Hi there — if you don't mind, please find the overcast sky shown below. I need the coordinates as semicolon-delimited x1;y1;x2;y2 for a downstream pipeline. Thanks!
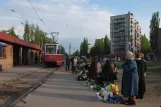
0;0;161;53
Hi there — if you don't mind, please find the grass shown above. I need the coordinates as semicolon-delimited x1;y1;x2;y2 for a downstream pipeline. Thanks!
115;61;161;69
148;68;161;74
146;61;161;67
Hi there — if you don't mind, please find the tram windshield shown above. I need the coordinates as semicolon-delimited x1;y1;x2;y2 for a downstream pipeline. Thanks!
46;45;56;54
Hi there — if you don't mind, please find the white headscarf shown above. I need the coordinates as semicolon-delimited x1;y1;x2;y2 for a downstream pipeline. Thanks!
125;51;135;60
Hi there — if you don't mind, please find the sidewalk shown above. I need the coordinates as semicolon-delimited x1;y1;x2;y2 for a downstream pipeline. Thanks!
0;65;43;83
15;68;160;107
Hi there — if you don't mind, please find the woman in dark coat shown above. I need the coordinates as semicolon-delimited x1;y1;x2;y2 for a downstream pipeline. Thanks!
135;53;146;99
89;57;98;80
121;51;139;105
102;59;117;84
141;53;147;78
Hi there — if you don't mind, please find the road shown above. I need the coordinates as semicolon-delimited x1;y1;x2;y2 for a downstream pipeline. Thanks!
15;68;160;107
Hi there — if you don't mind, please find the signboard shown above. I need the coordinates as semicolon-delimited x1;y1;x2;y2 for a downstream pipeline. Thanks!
46;46;56;48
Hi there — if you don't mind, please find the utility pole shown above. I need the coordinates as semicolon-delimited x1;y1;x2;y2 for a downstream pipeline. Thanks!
69;43;71;56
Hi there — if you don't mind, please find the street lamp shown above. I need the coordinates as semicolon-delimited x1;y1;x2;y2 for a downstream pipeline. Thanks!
69;43;71;56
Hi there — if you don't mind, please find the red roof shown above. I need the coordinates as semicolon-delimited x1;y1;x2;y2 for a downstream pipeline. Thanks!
0;32;41;50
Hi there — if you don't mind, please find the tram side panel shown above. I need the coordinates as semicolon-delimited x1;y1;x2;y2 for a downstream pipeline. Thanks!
43;54;64;66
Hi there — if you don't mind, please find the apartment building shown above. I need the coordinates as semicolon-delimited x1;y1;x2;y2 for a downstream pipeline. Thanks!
110;12;141;59
88;44;93;53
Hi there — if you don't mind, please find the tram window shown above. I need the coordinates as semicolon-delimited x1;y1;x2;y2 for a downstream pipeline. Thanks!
57;46;61;54
46;45;56;54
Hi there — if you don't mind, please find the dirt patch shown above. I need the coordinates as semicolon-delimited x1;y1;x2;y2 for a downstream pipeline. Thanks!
115;71;161;103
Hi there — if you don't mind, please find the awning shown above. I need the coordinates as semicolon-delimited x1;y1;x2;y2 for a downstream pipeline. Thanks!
0;42;7;47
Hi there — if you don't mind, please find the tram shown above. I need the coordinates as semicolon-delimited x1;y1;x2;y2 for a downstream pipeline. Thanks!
43;43;65;66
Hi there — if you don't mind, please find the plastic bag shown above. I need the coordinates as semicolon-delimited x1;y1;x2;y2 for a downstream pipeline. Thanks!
113;85;119;95
105;83;112;92
105;84;119;95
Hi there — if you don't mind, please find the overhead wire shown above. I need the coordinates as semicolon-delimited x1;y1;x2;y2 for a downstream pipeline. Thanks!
26;0;52;32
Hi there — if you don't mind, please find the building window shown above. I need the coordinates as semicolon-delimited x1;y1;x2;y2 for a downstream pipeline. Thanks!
0;47;6;58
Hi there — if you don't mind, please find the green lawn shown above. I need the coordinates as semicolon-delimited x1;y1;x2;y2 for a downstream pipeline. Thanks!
115;61;161;69
148;68;161;74
146;61;161;67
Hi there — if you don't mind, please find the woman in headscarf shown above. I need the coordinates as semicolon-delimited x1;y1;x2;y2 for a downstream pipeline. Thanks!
135;53;146;99
121;51;139;105
102;58;117;84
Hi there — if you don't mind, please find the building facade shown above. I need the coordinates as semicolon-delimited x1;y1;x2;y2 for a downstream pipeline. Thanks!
110;12;141;59
0;32;42;69
88;44;93;53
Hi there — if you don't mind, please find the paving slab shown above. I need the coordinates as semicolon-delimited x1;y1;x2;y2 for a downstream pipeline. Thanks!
15;68;160;107
0;65;43;83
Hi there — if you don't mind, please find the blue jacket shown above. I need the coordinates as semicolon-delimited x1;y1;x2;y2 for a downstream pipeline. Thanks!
121;60;139;97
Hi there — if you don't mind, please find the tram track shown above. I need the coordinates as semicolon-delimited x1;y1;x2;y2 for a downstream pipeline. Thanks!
0;67;59;107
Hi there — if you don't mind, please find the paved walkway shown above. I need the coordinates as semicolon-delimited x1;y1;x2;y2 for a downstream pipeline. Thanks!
0;65;42;83
15;68;160;107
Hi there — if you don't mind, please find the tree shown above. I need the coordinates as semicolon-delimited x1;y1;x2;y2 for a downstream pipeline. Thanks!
29;24;35;43
90;47;97;56
7;27;19;38
141;34;151;55
73;50;80;56
94;38;104;55
149;11;160;55
23;20;30;42
104;35;110;55
23;22;52;48
80;38;88;56
1;30;7;33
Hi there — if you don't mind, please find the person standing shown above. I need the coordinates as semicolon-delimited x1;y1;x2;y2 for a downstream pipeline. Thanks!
141;53;147;77
73;55;78;74
71;57;74;71
102;58;117;84
89;56;98;80
97;55;102;64
135;53;146;99
121;51;139;105
65;56;70;71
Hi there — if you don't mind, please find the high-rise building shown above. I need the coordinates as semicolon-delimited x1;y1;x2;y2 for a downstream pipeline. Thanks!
110;12;141;59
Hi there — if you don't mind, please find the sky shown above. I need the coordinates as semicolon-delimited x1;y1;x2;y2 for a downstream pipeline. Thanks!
0;0;161;53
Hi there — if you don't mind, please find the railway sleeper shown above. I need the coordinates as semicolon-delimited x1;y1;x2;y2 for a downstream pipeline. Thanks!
20;99;27;104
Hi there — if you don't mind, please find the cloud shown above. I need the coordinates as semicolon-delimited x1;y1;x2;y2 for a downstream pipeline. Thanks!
0;0;114;52
4;0;157;52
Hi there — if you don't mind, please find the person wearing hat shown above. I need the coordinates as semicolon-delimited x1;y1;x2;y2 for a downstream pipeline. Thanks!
121;51;139;105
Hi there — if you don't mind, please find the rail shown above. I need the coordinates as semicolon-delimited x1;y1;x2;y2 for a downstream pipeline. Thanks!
0;67;59;107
